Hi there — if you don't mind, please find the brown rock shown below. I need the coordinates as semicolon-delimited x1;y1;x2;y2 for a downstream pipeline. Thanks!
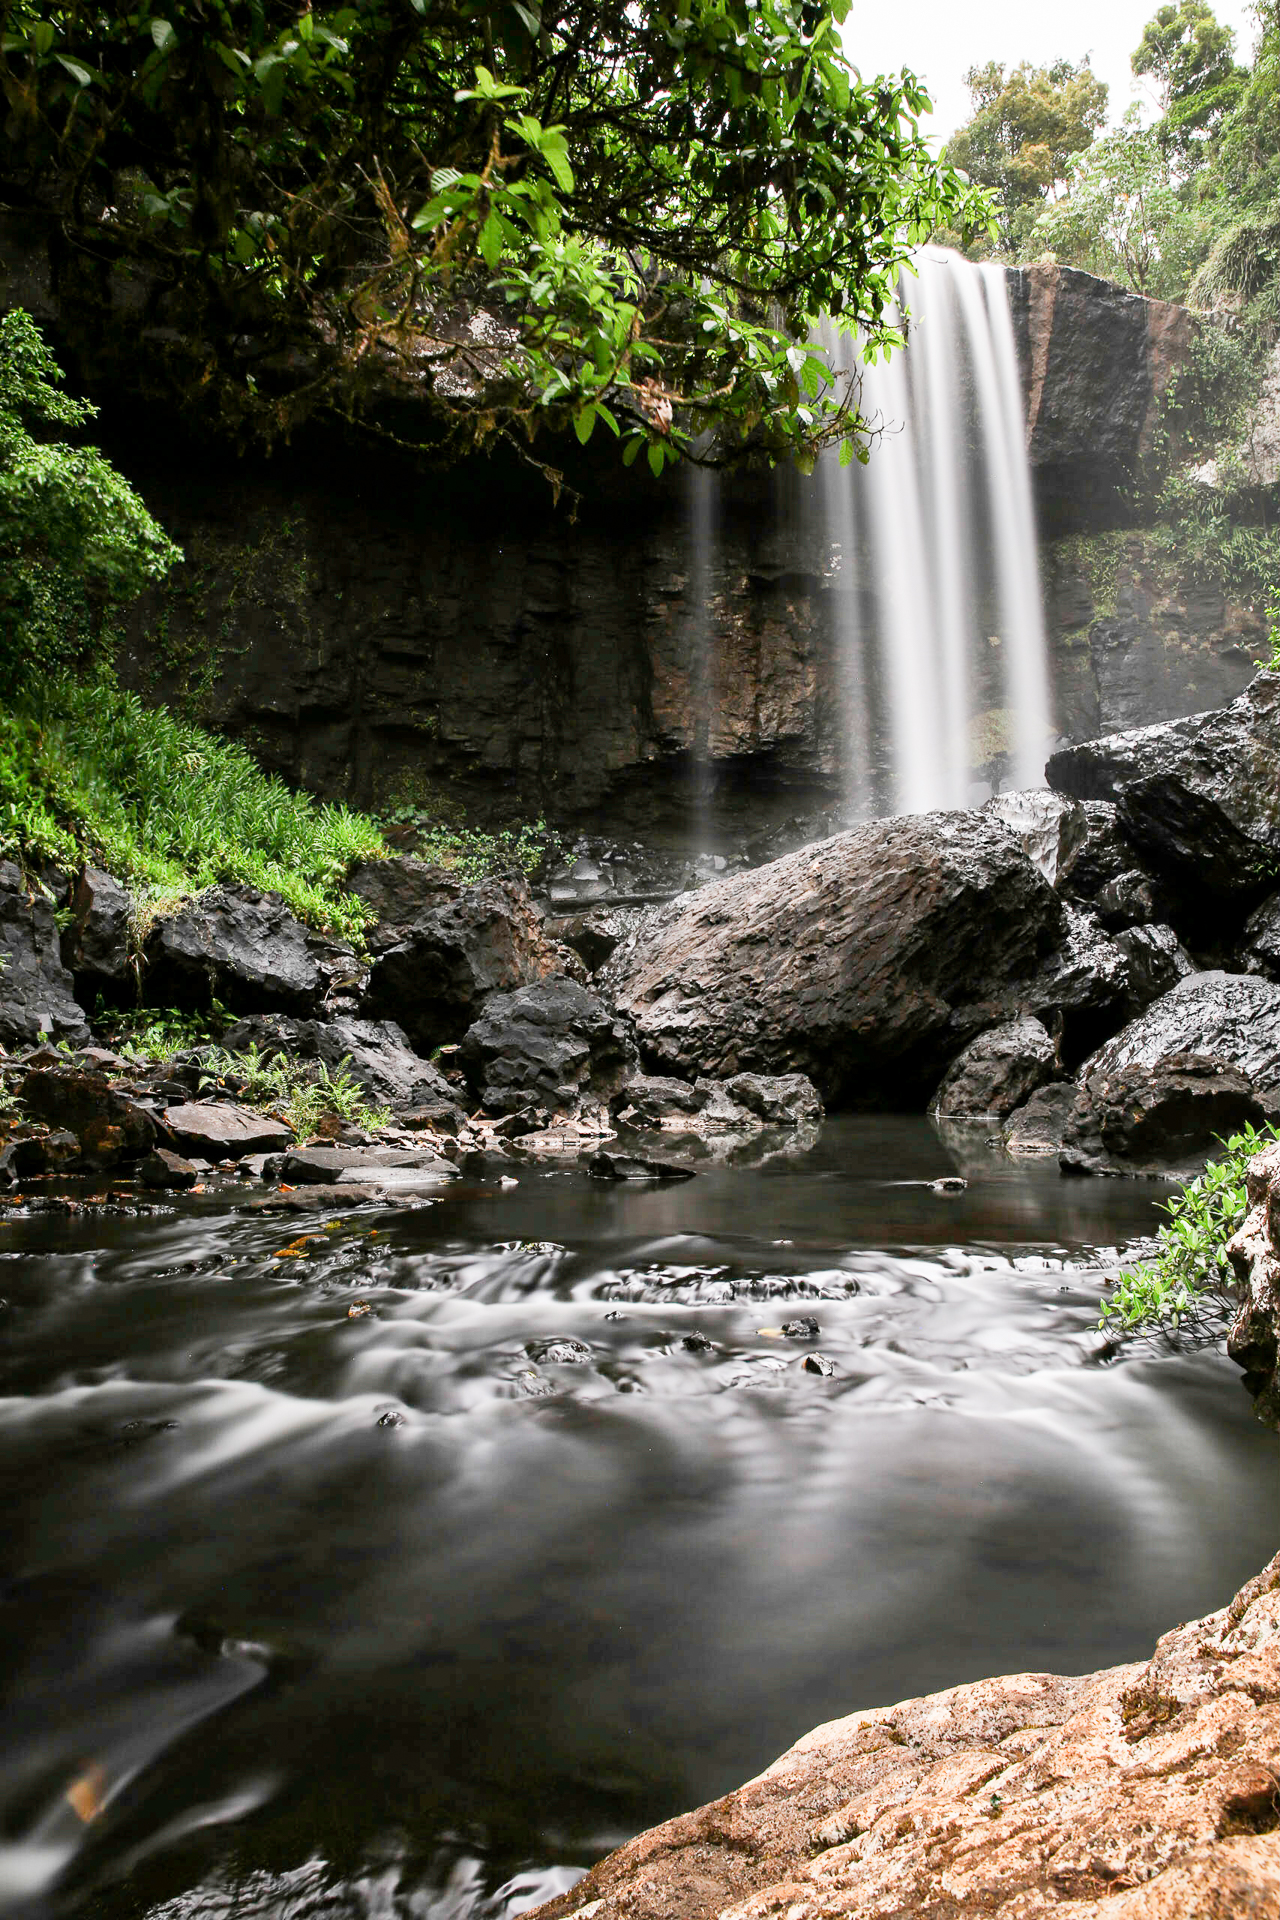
162;1102;293;1159
529;1554;1280;1920
140;1147;200;1189
21;1066;155;1161
1227;1138;1280;1427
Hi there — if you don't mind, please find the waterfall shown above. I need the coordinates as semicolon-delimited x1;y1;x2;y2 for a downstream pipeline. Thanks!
817;248;1052;815
682;249;1053;832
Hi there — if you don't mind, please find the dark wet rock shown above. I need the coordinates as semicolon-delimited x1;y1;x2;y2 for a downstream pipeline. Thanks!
722;1073;823;1129
1082;1053;1268;1165
803;1352;837;1376
65;866;134;995
163;1102;292;1159
146;885;364;1016
0;861;90;1051
588;1149;695;1180
610;812;1066;1106
362;873;560;1053
929;1017;1057;1119
526;1338;593;1365
21;1066;155;1163
780;1316;820;1338
1023;907;1133;1062
140;1147;200;1189
460;977;636;1115
1226;1139;1280;1425
1113;923;1195;1010
552;907;630;973
1046;672;1280;907
613;1070;821;1140
346;857;461;943
1053;798;1132;902
1093;869;1163;931
376;1408;406;1428
220;1012;462;1119
930;1176;967;1193
613;1073;707;1128
1002;1081;1089;1156
681;1331;715;1352
982;790;1075;883
1082;971;1280;1089
1241;892;1280;979
244;1184;376;1212
273;1144;456;1186
0;1128;80;1180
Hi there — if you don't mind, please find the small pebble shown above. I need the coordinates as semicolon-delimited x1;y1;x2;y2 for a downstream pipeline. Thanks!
780;1316;820;1339
681;1332;715;1352
803;1352;837;1377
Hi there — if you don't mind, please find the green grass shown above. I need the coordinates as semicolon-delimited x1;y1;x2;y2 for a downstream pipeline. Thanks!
0;671;386;942
93;1000;231;1064
1100;1122;1278;1331
376;804;557;885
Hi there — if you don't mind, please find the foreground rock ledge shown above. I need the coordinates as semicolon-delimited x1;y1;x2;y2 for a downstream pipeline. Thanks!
530;1555;1280;1920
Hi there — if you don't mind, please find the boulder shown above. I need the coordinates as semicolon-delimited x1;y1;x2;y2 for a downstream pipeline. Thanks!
0;1129;80;1180
1241;891;1280;978
65;866;134;995
272;1144;456;1188
1052;797;1132;902
362;873;560;1053
140;1147;199;1189
1093;869;1163;931
459;976;637;1115
1081;971;1280;1090
146;885;364;1016
1226;1139;1280;1425
1021;907;1133;1062
20;1066;154;1162
0;861;90;1050
721;1073;824;1129
929;1017;1057;1119
553;906;633;973
1081;1053;1268;1165
220;1012;461;1118
526;1549;1280;1920
1113;922;1195;1011
981;790;1074;883
1001;1081;1088;1156
345;857;461;943
1046;672;1280;906
609;812;1066;1106
162;1102;293;1159
613;1074;708;1129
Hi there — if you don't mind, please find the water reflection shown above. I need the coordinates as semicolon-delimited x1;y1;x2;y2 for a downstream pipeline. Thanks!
0;1119;1274;1920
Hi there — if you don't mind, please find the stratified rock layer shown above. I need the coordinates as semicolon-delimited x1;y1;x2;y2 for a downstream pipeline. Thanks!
530;1554;1280;1920
611;813;1065;1105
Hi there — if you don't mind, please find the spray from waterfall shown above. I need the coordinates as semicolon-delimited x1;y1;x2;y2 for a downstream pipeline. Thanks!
684;249;1054;827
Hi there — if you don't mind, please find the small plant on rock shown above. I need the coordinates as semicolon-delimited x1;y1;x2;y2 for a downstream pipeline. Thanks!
1100;1121;1279;1331
196;1046;390;1138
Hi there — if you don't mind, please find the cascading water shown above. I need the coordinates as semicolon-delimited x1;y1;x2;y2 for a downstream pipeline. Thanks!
687;248;1054;824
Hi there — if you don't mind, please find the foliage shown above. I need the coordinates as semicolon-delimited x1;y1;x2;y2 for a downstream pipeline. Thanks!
94;999;230;1064
377;804;557;883
944;58;1109;256
1260;585;1280;665
0;672;385;941
196;1044;392;1138
0;1;989;486
1100;1121;1277;1329
1132;0;1247;159
0;310;181;697
1032;110;1207;297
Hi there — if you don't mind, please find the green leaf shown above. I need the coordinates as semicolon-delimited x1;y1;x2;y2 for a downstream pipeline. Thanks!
622;436;642;467
838;436;855;468
55;54;94;85
149;18;177;53
542;145;574;193
478;211;503;267
647;441;664;477
574;404;596;444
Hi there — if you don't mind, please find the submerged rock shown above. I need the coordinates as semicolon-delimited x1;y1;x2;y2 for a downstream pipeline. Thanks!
527;1550;1280;1920
588;1149;695;1181
146;885;364;1016
461;976;636;1115
610;812;1065;1105
929;1017;1057;1118
0;862;90;1051
1046;671;1280;906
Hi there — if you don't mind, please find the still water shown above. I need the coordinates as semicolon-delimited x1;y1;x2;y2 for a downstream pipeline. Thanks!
2;1119;1276;1920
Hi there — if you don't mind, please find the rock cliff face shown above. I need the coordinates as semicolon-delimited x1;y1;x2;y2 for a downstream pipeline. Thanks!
529;1552;1280;1920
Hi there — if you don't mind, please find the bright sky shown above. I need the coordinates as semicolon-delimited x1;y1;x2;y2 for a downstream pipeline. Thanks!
840;0;1263;141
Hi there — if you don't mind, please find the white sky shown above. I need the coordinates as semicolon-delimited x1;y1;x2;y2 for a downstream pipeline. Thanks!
840;0;1263;142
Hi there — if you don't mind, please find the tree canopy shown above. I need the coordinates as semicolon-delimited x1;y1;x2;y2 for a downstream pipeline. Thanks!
944;58;1109;255
0;1;986;485
1132;0;1246;158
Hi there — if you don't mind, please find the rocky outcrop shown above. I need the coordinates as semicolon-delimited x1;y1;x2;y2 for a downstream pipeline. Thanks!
531;1553;1280;1920
1081;972;1280;1090
610;813;1067;1104
1227;1139;1280;1426
929;1017;1057;1119
614;1071;823;1140
145;885;364;1016
459;977;637;1115
65;866;134;997
1046;673;1280;912
361;871;561;1054
220;1012;461;1119
0;862;90;1050
19;1065;155;1168
1073;1054;1268;1169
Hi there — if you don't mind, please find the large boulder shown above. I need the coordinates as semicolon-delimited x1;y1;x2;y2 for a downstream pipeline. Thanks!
1078;1053;1268;1166
65;866;134;997
609;813;1067;1106
1046;673;1280;907
0;862;89;1050
1113;923;1194;1009
20;1065;154;1165
930;1017;1057;1118
1081;971;1280;1090
459;977;636;1115
220;1012;460;1117
346;856;461;940
1020;907;1134;1061
361;871;560;1053
145;885;364;1016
